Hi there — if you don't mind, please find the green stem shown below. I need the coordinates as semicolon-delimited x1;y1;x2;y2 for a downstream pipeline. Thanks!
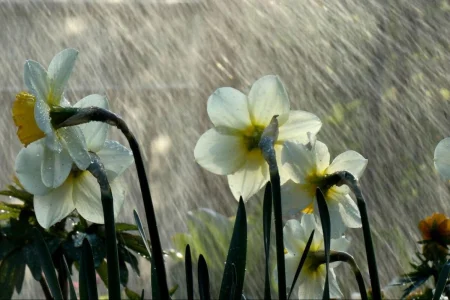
52;107;170;299
39;276;53;300
87;154;121;299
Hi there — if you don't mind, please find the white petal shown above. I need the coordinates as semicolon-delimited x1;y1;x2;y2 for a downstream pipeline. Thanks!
284;252;301;292
315;141;330;174
41;145;72;188
24;60;48;103
47;48;78;105
34;178;75;229
74;94;110;152
15;141;51;196
282;141;316;183
298;269;326;299
278;111;322;143
329;269;344;299
227;150;269;200
34;99;53;135
335;193;361;228
326;200;348;239
275;144;290;185
326;150;368;179
330;236;351;253
283;219;306;255
58;126;91;170
43;130;63;152
248;75;290;126
194;128;247;175
72;172;126;223
207;87;252;131
435;138;450;180
96;141;134;181
301;213;320;241
281;180;314;217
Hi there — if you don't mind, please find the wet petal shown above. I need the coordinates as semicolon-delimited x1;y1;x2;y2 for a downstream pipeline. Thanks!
194;128;247;175
326;150;368;179
326;200;348;238
329;269;344;299
278;111;322;143
47;48;78;105
207;87;252;131
248;75;290;126
283;219;307;254
281;180;314;217
435;138;450;180
275;144;290;185
72;172;125;223
58;126;91;170
24;60;48;103
34;178;75;229
227;150;269;200
74;94;109;152
41;145;72;188
315;141;330;174
96;141;134;181
15;141;51;196
34;99;53;135
336;193;361;228
282;141;316;183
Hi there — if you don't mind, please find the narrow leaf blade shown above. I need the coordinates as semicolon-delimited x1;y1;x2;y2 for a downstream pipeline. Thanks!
263;182;272;300
434;261;450;300
185;245;194;300
316;188;330;300
79;239;98;300
198;255;210;300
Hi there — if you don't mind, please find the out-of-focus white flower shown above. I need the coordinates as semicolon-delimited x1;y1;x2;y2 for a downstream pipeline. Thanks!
434;137;450;181
14;48;91;189
15;95;134;229
281;138;367;237
194;75;322;200
275;214;350;299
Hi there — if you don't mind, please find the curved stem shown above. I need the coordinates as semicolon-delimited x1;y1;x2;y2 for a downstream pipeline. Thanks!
52;107;169;299
87;154;121;299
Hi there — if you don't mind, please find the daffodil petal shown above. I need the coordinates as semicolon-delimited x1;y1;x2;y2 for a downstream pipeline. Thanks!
329;269;343;299
47;48;78;105
43;130;63;152
15;141;51;196
24;60;48;103
282;141;316;183
227;150;269;200
248;75;290;126
41;145;72;188
283;219;307;255
326;200;347;238
281;180;314;217
284;252;301;292
298;270;326;299
435;137;450;180
96;140;134;181
34;178;75;229
34;99;53;135
74;94;109;152
207;87;252;131
278;111;322;143
338;194;361;228
72;172;125;224
315;141;330;174
326;150;368;178
194;128;247;175
58;127;91;170
275;144;290;185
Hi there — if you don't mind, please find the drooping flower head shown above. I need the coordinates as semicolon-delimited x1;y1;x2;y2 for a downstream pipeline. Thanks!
194;75;322;200
275;214;350;299
15;95;134;228
13;48;91;189
281;138;367;238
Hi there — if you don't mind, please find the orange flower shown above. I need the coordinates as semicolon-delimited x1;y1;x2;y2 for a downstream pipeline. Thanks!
418;213;450;245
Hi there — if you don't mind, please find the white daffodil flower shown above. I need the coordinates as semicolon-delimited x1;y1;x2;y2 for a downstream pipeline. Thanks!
15;95;134;229
281;138;367;238
276;214;350;299
434;137;450;180
194;75;322;200
13;48;91;189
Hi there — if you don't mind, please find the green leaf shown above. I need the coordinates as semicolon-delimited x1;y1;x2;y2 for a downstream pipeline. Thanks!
0;185;33;204
263;182;272;300
198;255;210;300
133;211;152;258
433;261;450;300
116;223;138;232
0;238;17;261
169;284;179;296
61;255;77;300
119;232;150;258
119;257;129;286
185;245;194;300
96;260;109;288
32;227;63;299
119;245;140;276
219;198;247;300
79;239;98;300
288;230;314;300
316;188;330;300
23;243;42;281
0;251;26;299
125;287;141;300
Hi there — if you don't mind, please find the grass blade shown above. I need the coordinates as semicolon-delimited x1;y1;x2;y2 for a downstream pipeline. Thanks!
61;254;77;300
316;188;330;300
79;239;98;300
263;182;272;300
434;261;450;300
288;229;315;300
133;210;152;257
219;198;247;300
185;245;194;300
32;228;63;300
198;255;210;300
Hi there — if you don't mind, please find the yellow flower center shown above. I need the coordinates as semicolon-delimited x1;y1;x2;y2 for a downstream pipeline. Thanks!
12;92;45;146
300;169;340;214
243;125;266;151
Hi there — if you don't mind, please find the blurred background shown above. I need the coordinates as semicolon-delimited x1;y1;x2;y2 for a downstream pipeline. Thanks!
1;0;450;298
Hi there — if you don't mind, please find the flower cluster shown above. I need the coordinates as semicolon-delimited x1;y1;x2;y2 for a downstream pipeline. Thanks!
194;75;368;298
12;49;134;228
